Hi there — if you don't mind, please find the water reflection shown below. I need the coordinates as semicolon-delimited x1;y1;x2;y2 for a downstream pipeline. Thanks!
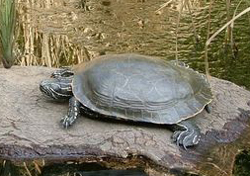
0;161;148;176
16;0;250;89
67;170;147;176
41;163;147;176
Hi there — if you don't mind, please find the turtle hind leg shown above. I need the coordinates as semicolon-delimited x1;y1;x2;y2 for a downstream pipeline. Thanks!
171;120;201;149
61;97;81;128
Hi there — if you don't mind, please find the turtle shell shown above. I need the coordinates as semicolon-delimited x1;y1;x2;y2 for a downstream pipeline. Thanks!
72;54;213;124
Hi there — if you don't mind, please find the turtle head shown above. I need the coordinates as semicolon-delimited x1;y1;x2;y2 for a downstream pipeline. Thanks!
40;77;73;101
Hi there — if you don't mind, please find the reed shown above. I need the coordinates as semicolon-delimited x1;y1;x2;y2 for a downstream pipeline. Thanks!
0;0;16;68
13;0;250;69
205;6;250;80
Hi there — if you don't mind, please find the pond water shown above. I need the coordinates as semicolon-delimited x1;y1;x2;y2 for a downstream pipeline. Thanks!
0;161;148;176
2;0;250;175
16;0;250;88
41;163;147;176
17;0;250;88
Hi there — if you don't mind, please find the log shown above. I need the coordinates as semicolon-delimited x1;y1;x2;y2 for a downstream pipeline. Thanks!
0;66;250;176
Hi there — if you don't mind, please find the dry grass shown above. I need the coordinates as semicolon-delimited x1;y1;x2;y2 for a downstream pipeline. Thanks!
15;0;90;68
8;0;250;69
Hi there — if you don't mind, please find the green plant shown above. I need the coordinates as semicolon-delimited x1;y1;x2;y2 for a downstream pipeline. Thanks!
0;0;16;68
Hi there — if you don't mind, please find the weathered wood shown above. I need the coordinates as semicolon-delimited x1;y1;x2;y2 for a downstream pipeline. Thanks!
0;66;250;176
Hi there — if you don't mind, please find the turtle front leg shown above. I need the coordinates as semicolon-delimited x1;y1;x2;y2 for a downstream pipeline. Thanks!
172;120;201;149
61;97;81;128
51;68;74;78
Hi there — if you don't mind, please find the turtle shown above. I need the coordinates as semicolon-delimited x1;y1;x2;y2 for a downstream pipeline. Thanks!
39;53;213;149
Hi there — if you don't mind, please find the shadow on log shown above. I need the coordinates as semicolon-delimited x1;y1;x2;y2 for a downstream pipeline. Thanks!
0;66;250;176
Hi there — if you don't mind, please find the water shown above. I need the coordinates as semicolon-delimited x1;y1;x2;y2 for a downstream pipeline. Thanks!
16;0;250;88
0;161;148;176
40;163;147;176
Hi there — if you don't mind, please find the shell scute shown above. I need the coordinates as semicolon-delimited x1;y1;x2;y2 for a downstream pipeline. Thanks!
72;54;213;124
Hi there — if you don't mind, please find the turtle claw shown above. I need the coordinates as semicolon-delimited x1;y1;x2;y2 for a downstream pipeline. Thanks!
172;129;188;149
172;121;201;149
172;129;200;149
61;115;75;128
172;131;182;142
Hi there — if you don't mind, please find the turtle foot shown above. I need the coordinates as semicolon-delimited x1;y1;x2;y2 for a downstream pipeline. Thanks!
172;121;201;149
61;97;81;129
60;115;76;128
